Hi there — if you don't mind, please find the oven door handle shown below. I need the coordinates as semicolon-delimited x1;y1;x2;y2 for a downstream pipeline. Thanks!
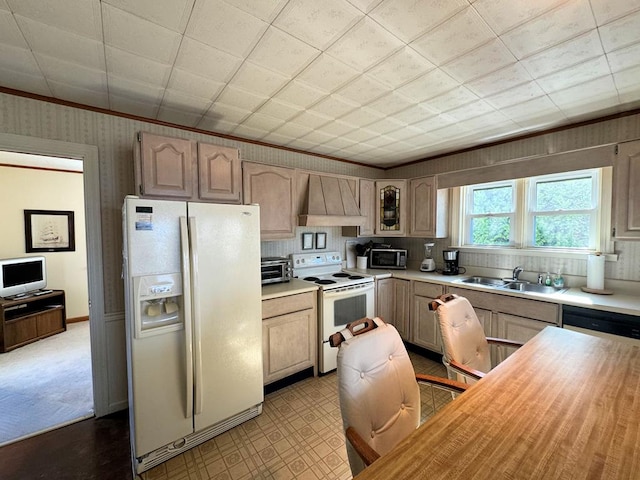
322;282;374;298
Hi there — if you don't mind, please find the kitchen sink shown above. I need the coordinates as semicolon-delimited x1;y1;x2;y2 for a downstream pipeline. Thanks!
500;282;565;294
455;276;513;287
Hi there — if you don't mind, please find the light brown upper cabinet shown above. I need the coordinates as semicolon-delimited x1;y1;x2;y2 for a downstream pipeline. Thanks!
613;140;640;239
408;176;449;238
135;132;242;204
243;162;296;240
342;178;375;237
374;180;407;236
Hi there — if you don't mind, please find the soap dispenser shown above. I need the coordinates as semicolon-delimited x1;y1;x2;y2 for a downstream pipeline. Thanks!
544;272;552;286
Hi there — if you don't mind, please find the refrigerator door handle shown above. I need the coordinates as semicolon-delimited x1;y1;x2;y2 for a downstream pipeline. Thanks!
189;216;204;415
180;216;194;419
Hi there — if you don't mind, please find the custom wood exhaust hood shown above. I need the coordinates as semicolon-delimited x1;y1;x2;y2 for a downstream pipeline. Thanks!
298;174;366;227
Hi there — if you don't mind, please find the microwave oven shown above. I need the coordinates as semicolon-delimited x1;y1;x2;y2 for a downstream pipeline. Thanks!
260;257;292;285
369;248;407;269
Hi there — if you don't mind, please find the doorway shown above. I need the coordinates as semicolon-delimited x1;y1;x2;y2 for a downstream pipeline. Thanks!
0;133;107;444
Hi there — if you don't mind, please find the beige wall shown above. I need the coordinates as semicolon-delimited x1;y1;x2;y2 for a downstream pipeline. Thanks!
0;163;89;319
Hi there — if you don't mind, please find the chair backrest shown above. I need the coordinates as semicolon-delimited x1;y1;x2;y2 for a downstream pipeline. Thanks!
434;294;492;379
337;319;420;477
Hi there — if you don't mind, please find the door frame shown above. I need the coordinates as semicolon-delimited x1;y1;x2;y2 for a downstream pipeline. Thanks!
0;132;108;416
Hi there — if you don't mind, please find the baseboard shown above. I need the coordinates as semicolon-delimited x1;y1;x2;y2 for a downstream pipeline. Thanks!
67;316;89;324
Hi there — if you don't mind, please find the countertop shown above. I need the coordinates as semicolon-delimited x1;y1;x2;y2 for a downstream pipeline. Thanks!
348;267;640;317
261;278;318;300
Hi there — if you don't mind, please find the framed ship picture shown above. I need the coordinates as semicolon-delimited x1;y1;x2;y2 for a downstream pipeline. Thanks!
24;210;75;252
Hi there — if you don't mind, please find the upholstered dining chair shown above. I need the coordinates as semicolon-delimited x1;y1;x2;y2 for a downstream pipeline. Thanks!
429;293;524;384
330;317;468;477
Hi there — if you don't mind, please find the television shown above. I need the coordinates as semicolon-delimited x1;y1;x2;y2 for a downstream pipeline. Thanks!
0;256;47;298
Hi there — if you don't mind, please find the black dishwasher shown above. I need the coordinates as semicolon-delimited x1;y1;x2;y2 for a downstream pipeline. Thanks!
562;305;640;340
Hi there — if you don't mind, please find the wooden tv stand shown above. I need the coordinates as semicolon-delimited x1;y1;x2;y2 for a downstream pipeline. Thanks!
0;290;66;353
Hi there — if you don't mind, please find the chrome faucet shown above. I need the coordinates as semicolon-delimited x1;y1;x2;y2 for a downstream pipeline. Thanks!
512;266;524;280
537;273;544;284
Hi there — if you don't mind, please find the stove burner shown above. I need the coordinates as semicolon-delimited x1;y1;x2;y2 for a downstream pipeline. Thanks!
333;273;350;278
349;275;364;280
304;276;320;282
316;279;337;285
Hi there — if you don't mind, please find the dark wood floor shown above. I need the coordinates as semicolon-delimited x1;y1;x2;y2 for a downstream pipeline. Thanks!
0;410;132;480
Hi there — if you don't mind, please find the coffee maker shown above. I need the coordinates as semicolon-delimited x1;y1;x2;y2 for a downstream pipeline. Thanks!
442;249;460;275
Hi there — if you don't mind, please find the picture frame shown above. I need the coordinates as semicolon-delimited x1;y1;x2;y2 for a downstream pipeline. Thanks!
24;209;75;252
315;232;327;249
301;232;314;250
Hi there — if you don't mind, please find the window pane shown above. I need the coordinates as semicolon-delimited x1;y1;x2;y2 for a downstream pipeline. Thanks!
536;177;592;211
471;217;511;245
472;186;512;214
534;214;590;247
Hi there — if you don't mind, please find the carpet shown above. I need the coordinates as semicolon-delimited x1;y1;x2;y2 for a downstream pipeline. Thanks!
0;322;94;446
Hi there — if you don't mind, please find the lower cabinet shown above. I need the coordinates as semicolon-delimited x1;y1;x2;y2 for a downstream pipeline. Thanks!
410;281;444;352
261;291;317;385
376;278;409;340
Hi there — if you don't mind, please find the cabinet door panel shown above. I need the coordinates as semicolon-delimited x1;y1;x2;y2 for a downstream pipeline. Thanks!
614;140;640;239
36;308;65;336
495;313;548;363
5;317;37;347
198;143;241;203
375;180;406;236
412;295;441;352
139;133;194;199
393;279;410;339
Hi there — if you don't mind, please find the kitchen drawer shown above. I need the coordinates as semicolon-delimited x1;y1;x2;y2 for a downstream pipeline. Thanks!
262;291;315;319
413;281;443;298
448;287;559;324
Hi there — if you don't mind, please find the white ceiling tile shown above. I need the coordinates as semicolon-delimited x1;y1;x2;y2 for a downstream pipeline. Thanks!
207;102;251;123
109;94;160;118
364;116;406;135
101;0;195;32
606;42;640;72
397;68;459;102
501;95;563;121
256;98;302;121
347;0;384;14
363;134;396;148
216;85;268;111
442;38;516;83
297;54;359;92
367;46;435;88
556;95;621;119
0;43;41;75
248;27;320;77
35;53;107;92
0;10;27;47
599;9;640;52
261;131;297;145
271;121;312;139
365;92;416;116
457;111;513;131
186;0;267;57
512;109;567;130
410;114;457;132
161;89;212;113
466;62;533;97
343;127;377;143
317;120;358;137
102;3;181;64
287;137;322;150
536;56;612;94
590;0;640;25
49;80;109;108
520;30;604;78
16;16;106;70
426;123;471;140
239;112;285;132
411;7;495;65
549;75;619;109
0;0;9;10
105;46;171;86
473;0;565;35
335;74;390;106
386;125;423;143
613;64;640;92
370;0;467;43
273;0;362;50
326;17;403;71
486;81;545;109
108;74;164;103
445;99;495;121
225;0;289;22
392;104;437;125
7;0;102;40
274;79;327;108
321;136;358;151
339;107;385;126
167;68;224;100
424;86;478;113
501;0;596;58
157;106;203;127
298;129;336;145
174;38;242;83
289;110;332;129
197;116;238;134
310;95;358;118
228;62;289;97
0;66;50;96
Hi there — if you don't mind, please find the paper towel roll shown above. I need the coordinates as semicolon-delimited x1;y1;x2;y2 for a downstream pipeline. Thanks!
587;253;605;290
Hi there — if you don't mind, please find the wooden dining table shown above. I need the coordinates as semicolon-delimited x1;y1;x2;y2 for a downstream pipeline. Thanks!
354;326;640;479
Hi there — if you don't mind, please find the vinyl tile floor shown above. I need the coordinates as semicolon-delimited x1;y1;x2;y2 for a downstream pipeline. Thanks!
141;350;452;480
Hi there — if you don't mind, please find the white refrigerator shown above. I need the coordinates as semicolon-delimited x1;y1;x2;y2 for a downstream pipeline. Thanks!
122;196;263;474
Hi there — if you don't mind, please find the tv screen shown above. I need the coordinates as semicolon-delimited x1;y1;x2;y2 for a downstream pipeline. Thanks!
0;256;47;298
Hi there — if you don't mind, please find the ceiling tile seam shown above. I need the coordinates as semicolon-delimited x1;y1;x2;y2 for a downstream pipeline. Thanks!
475;0;574;38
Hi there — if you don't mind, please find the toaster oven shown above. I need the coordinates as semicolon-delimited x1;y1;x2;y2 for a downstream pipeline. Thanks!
260;257;292;285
